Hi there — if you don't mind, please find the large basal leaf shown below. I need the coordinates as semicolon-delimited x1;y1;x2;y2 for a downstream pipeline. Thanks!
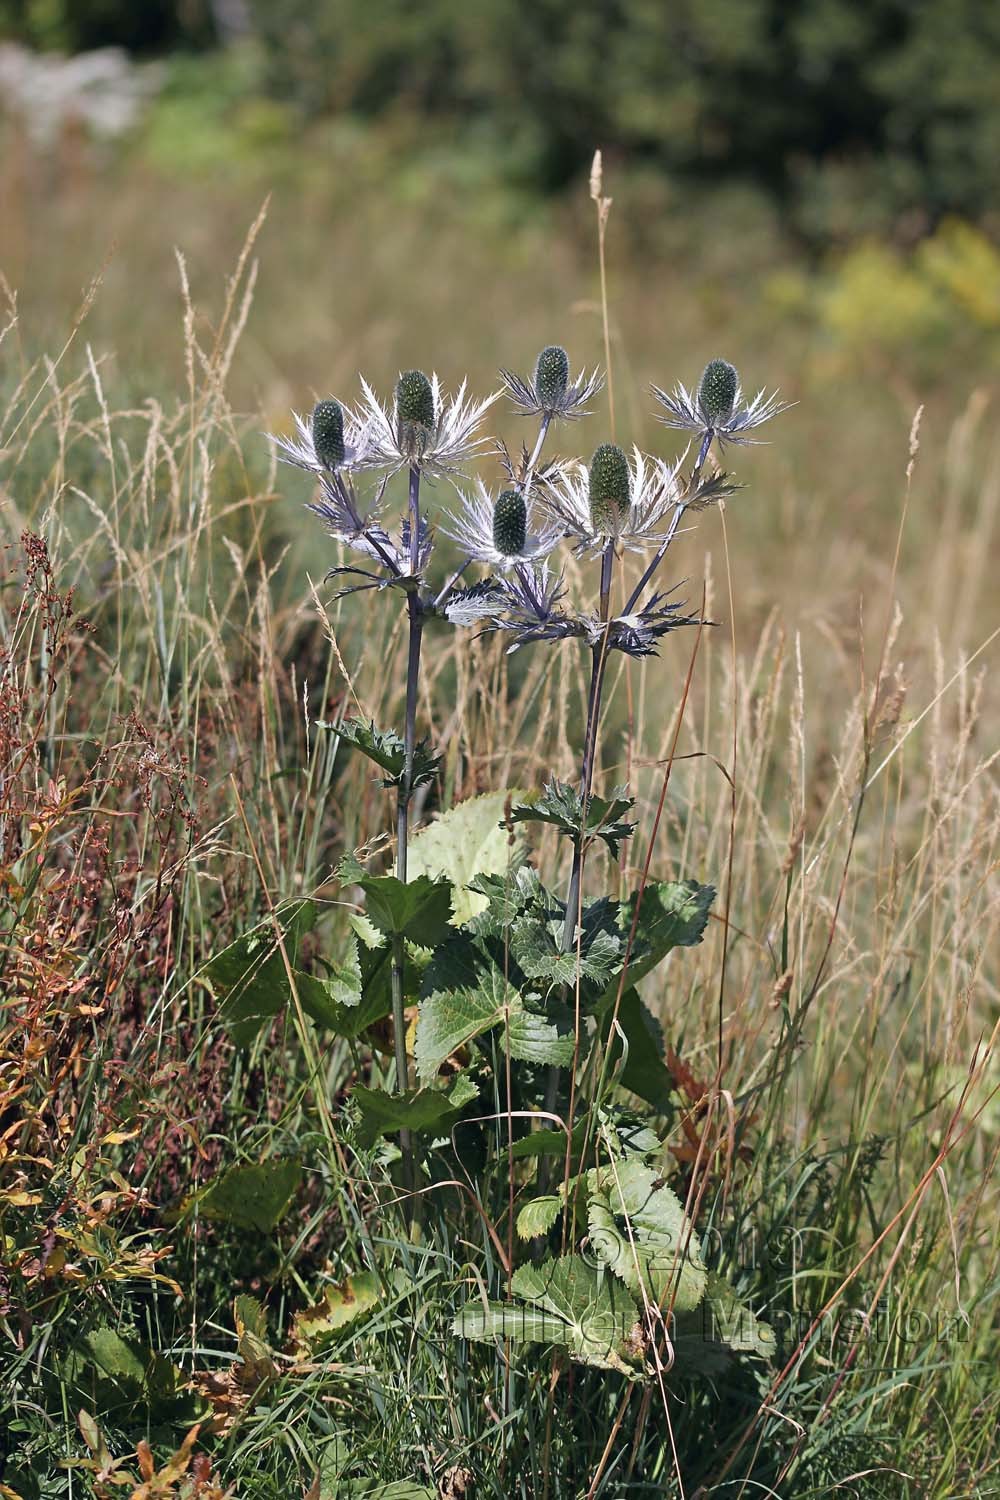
291;1271;383;1354
587;1160;707;1311
356;873;454;947
601;988;675;1113
416;937;573;1080
194;1159;302;1233
206;901;316;1046
353;1075;479;1147
62;1329;204;1425
407;790;525;926
455;1254;644;1377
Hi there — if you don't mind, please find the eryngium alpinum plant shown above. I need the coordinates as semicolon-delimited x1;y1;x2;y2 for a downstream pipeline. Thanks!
252;348;788;1386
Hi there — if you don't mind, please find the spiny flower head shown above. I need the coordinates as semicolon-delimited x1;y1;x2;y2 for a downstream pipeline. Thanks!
268;398;371;474
588;443;631;535
492;488;527;556
651;359;791;445
500;347;604;422
533;346;570;411
697;359;738;425
543;445;683;555
442;478;562;569
311;399;346;469
394;369;436;459
358;371;499;476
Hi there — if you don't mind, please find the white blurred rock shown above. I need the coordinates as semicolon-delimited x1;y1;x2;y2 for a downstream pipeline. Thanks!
0;42;164;147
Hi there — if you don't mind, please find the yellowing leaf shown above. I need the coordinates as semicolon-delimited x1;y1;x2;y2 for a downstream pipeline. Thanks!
408;791;525;926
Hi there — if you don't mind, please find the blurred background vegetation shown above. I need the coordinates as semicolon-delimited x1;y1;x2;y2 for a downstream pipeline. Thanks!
2;0;999;630
3;0;1000;240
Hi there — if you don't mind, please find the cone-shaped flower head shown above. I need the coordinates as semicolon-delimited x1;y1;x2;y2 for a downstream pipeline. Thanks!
533;346;570;413
442;479;562;569
697;359;738;426
268;397;371;474
652;359;791;445
395;369;436;460
588;443;631;535
311;399;346;469
500;348;604;422
492;488;528;557
357;371;498;476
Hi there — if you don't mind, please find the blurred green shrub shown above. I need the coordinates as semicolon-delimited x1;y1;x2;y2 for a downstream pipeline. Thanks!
243;0;1000;234
0;0;214;52
5;0;1000;240
765;219;1000;374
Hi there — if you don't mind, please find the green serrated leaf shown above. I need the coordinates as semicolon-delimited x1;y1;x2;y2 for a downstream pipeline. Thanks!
292;1271;382;1353
417;938;573;1080
353;1075;479;1148
610;880;715;994
587;1160;706;1311
512;914;622;990
358;873;453;946
515;1195;563;1240
234;1293;268;1342
507;1007;576;1067
324;718;440;791
206;901;315;1046
700;1272;776;1359
602;988;675;1113
407;791;525;926
81;1327;146;1390
510;778;635;858
455;1255;644;1376
465;866;547;937
194;1159;302;1233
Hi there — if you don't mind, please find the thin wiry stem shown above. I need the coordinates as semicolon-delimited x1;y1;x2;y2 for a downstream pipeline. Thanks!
623;431;712;614
391;464;425;1198
561;541;615;953
525;411;552;480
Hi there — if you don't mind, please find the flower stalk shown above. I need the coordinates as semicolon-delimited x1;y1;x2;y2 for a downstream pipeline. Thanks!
390;462;426;1195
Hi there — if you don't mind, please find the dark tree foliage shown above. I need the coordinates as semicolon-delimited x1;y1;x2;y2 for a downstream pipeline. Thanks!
245;0;1000;226
3;0;999;230
0;0;215;52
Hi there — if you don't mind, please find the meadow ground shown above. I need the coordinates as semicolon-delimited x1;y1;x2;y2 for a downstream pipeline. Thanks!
1;130;998;1497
